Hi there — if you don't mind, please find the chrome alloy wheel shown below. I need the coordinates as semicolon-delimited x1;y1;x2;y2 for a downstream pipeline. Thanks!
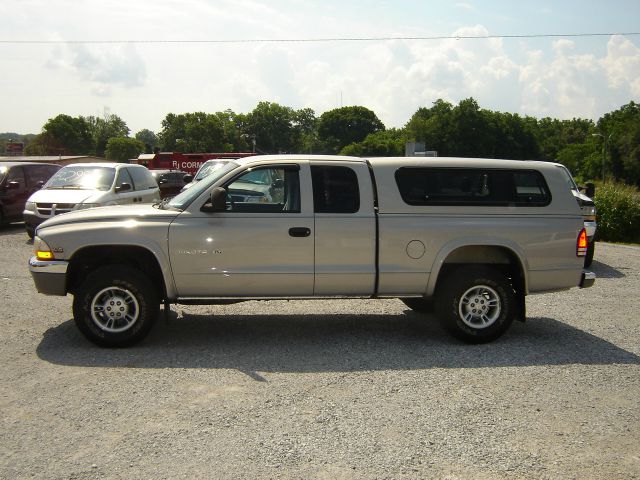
90;287;140;333
458;285;501;329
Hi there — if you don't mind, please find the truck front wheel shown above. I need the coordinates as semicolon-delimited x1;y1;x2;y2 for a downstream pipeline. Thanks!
72;266;159;347
435;266;516;343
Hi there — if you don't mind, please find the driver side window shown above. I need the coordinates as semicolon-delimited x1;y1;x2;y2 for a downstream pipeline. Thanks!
225;166;300;213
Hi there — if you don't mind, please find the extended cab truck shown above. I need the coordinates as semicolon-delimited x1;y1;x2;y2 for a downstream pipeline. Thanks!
29;155;595;347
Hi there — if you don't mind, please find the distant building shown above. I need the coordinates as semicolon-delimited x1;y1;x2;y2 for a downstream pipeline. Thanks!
0;155;110;166
405;142;437;157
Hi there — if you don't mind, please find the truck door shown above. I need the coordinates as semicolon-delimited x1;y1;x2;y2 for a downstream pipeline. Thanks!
311;163;377;295
169;163;315;297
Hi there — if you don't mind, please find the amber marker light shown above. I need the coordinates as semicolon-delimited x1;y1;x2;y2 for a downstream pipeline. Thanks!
34;236;54;261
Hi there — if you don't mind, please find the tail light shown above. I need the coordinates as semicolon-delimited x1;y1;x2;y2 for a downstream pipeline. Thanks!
577;228;588;257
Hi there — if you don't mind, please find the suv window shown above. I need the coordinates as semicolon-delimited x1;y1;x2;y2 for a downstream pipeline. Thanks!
395;168;551;206
128;167;155;191
24;165;59;188
116;168;134;189
311;166;360;213
225;166;299;213
6;166;26;190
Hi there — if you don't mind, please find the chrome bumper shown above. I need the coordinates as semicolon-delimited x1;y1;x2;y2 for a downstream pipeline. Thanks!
580;270;596;289
29;257;69;296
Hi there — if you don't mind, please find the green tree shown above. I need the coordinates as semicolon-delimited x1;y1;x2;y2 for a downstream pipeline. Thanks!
212;110;250;152
341;129;407;156
242;102;306;154
24;114;92;155
317;106;385;154
86;114;130;156
135;129;159;153
597;102;640;185
105;137;145;162
158;112;226;152
405;99;454;155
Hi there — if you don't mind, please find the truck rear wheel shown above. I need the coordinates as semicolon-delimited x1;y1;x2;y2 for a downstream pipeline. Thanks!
435;266;516;343
72;266;159;347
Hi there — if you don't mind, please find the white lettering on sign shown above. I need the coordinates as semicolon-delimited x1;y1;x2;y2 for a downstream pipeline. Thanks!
180;161;204;170
172;160;179;169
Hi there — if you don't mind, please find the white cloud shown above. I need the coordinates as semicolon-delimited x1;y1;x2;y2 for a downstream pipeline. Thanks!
2;0;640;134
46;44;147;94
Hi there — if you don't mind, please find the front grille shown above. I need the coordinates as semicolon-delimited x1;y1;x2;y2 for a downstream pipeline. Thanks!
35;203;76;217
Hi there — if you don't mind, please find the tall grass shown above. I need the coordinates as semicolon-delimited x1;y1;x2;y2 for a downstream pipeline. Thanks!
594;182;640;243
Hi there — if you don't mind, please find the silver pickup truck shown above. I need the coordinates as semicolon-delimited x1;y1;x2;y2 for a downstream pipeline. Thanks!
29;155;595;347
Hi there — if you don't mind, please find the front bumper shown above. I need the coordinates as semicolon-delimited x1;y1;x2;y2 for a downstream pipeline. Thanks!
580;270;596;289
29;256;69;296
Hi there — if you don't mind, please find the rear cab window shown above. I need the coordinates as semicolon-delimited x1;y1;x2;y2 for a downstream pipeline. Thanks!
395;167;551;207
311;165;360;213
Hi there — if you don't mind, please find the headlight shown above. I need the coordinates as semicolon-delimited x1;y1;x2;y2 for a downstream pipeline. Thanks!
34;236;54;260
75;203;100;211
24;201;36;212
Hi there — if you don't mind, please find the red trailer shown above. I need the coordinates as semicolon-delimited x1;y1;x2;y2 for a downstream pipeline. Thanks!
136;152;254;175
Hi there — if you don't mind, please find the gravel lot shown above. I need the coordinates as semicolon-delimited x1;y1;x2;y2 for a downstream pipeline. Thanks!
0;223;638;479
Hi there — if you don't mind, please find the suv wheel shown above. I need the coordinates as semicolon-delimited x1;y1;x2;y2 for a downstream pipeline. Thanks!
435;266;516;343
72;266;159;347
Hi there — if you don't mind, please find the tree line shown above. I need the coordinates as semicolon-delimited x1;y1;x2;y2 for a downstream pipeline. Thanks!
2;98;639;185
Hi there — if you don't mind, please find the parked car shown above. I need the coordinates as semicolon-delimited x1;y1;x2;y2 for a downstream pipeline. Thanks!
29;155;594;347
23;163;160;238
0;162;60;230
150;169;191;199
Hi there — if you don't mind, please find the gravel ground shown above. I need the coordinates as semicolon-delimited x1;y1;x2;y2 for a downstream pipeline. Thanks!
0;223;638;479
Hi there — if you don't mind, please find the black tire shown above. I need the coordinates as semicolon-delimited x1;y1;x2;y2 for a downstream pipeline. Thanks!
435;266;517;344
584;240;595;268
401;297;434;313
72;265;159;347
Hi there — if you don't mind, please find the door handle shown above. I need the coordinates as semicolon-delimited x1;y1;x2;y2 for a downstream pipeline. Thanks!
289;227;311;237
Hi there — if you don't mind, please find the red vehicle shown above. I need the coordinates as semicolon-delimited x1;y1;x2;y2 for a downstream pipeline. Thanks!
136;152;254;175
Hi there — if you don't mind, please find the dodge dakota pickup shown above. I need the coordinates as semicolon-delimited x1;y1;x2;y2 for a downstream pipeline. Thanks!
29;155;595;347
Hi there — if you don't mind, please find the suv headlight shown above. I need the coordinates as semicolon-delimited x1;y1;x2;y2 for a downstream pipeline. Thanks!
24;201;36;212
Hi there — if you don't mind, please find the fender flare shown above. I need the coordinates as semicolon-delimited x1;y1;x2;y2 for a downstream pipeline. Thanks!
426;237;530;297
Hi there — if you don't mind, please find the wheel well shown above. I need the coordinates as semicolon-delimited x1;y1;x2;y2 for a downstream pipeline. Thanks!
436;245;526;296
67;245;167;298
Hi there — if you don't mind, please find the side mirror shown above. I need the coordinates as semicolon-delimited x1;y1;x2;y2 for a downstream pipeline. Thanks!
201;187;227;213
183;174;193;184
115;182;132;193
35;180;45;189
158;178;168;185
273;178;284;188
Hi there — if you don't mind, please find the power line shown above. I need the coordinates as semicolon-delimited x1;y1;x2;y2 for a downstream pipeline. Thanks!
1;32;639;45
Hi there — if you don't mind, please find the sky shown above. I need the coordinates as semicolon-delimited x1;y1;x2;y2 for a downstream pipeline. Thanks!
1;0;639;135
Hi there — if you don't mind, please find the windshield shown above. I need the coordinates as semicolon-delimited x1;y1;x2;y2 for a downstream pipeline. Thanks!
44;166;115;191
194;160;229;181
167;161;239;210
